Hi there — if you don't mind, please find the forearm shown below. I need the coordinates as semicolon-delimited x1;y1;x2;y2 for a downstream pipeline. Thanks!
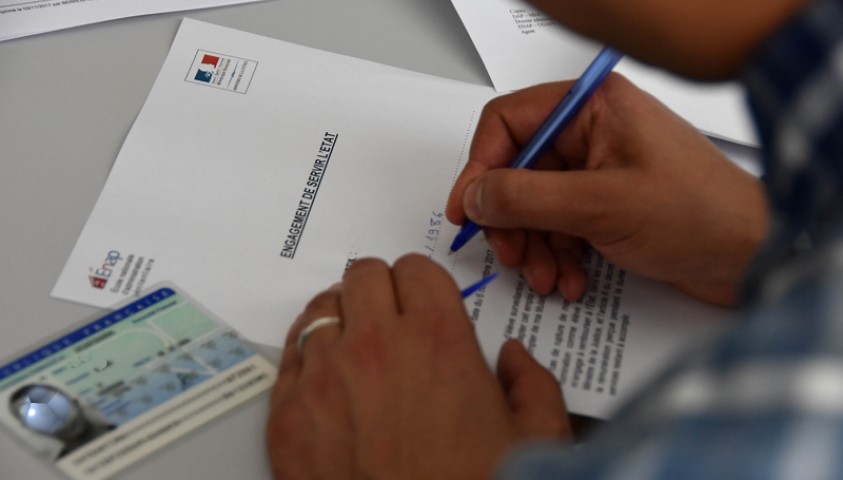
527;0;808;79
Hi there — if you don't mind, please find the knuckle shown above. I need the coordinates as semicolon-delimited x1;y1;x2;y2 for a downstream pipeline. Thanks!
393;252;432;271
395;252;426;264
480;98;504;118
346;257;388;274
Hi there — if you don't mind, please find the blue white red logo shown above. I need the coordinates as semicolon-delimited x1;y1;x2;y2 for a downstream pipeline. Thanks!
194;54;219;83
186;50;257;94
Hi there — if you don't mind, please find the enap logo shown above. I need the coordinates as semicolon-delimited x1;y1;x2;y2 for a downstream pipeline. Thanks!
186;50;257;94
89;250;122;289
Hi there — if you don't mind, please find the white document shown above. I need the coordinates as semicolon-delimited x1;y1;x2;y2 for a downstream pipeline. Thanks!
52;19;730;419
0;0;265;41
450;0;758;146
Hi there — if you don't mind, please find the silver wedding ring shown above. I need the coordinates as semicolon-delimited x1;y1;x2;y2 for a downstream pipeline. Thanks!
296;316;342;352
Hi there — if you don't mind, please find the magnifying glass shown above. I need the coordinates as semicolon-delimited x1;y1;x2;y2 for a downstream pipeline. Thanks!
9;384;83;438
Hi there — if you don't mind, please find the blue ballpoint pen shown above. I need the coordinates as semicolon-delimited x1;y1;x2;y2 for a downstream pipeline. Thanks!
449;47;624;253
459;272;498;298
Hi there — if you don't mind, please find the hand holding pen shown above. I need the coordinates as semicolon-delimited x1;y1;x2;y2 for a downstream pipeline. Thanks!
449;47;623;253
445;49;766;306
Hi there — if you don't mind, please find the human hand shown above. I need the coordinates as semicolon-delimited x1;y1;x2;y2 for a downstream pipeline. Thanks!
527;0;808;79
265;254;572;480
446;75;768;306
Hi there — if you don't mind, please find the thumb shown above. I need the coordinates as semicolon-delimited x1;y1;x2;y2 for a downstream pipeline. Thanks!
496;339;573;440
463;168;635;244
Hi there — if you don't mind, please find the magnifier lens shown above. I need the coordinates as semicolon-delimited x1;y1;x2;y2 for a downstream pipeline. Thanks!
14;385;79;435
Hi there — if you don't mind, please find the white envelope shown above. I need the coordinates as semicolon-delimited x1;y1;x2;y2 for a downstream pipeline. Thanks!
53;19;730;419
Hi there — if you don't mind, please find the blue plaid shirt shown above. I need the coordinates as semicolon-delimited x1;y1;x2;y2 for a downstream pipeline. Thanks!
498;0;843;478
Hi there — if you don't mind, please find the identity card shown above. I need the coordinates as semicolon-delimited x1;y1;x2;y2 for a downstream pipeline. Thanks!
0;284;277;480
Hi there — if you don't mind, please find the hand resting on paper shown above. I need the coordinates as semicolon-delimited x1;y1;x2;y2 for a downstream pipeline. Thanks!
446;74;769;307
265;255;572;480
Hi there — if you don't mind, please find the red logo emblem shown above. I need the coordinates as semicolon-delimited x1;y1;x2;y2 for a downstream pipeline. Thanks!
89;275;108;289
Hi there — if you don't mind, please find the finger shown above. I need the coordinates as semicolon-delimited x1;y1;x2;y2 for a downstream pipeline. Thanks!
391;254;486;370
446;102;521;226
446;82;578;225
275;295;342;406
496;339;573;440
470;83;586;169
447;159;502;226
463;168;636;245
286;289;343;362
489;229;586;300
341;258;399;334
271;342;309;408
391;254;463;314
485;228;527;268
521;231;557;296
274;310;328;405
548;234;588;301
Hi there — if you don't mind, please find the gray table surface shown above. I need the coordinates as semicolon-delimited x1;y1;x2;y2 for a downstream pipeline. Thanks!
0;0;487;477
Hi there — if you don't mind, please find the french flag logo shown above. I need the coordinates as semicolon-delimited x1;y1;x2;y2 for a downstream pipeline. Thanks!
194;54;219;83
